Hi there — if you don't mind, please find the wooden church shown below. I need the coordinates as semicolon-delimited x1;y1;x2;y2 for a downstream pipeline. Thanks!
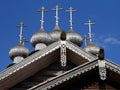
0;5;120;90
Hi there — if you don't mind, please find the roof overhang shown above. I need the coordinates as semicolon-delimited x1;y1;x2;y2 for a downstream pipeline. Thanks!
0;41;61;90
28;60;120;90
0;40;108;89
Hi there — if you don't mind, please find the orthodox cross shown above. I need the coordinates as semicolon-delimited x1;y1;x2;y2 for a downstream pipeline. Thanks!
16;22;26;45
37;6;48;30
52;5;62;27
66;7;76;31
85;20;95;42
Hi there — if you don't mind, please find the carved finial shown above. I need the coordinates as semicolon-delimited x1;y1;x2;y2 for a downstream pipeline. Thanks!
37;6;48;30
85;20;95;42
16;22;27;45
60;30;66;40
52;5;62;29
66;7;76;31
98;48;105;60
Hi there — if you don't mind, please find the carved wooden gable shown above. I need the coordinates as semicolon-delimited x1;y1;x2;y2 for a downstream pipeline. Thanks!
0;41;120;90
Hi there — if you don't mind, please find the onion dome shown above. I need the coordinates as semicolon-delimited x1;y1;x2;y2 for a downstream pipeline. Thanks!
9;22;30;61
30;29;52;47
83;20;101;55
66;30;83;46
49;25;61;42
65;7;83;46
9;22;30;64
31;6;52;47
83;42;100;55
9;44;30;60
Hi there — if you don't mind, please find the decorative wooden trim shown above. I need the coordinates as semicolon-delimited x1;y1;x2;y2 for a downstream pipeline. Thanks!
0;41;97;81
28;60;98;90
60;41;67;67
29;60;120;90
105;59;120;74
0;41;119;90
98;60;106;80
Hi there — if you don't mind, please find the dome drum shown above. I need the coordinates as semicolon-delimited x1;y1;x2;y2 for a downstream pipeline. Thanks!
14;56;24;63
35;43;47;50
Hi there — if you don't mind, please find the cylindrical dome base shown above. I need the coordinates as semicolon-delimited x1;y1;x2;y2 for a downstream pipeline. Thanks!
35;43;47;50
13;56;24;63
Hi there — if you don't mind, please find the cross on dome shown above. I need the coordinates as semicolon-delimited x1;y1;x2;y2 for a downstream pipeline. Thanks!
37;6;48;30
66;7;76;31
16;22;27;45
85;20;95;42
52;5;62;27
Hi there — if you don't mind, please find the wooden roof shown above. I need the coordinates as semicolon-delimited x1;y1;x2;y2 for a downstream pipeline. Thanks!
0;40;120;90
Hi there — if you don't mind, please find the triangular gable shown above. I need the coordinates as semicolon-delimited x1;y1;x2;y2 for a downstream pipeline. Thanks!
28;60;120;90
27;60;98;90
11;60;76;89
0;40;100;90
0;41;61;90
65;41;97;65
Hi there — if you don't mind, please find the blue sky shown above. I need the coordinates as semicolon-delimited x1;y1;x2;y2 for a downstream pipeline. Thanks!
0;0;120;71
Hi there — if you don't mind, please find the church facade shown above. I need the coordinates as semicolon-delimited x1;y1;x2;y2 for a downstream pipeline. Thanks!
0;5;120;90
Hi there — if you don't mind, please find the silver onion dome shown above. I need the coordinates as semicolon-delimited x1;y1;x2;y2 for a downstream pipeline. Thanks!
9;44;30;60
66;30;83;46
49;25;61;42
83;42;100;55
30;29;52;47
